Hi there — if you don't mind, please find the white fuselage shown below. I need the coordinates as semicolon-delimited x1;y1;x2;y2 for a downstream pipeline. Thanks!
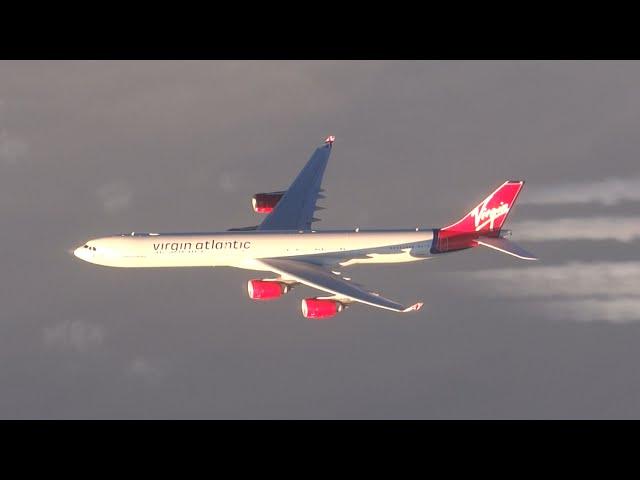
73;229;436;271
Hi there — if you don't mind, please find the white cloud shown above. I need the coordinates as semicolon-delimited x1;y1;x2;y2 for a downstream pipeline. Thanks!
460;261;640;323
521;177;640;206
97;181;132;214
43;320;105;352
511;216;640;243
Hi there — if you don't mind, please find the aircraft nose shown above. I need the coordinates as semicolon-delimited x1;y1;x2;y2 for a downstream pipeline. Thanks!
73;246;88;260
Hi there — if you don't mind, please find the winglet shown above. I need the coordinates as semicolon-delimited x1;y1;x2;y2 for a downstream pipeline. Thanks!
403;302;424;313
324;135;336;145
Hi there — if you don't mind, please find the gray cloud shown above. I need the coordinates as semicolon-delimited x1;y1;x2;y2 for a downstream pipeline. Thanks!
541;298;640;324
43;320;106;352
463;261;640;298
0;98;28;166
218;171;243;193
96;181;133;214
3;61;640;418
128;357;162;381
460;261;640;323
511;216;640;243
0;129;28;165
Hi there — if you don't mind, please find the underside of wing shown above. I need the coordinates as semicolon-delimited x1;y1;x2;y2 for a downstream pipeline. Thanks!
256;258;423;313
257;139;333;231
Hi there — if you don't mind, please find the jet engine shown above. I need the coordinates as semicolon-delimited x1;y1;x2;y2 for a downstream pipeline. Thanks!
252;191;285;214
301;298;345;319
247;280;290;300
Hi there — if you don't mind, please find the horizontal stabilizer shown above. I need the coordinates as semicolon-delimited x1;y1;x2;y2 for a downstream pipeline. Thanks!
475;237;538;261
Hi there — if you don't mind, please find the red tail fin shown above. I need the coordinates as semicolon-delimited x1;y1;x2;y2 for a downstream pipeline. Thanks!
433;181;524;253
441;180;524;236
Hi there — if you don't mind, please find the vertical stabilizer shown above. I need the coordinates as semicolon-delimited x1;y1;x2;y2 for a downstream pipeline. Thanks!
441;180;524;236
432;181;525;253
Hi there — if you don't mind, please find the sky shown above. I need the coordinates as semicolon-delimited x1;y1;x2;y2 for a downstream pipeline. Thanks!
1;60;639;419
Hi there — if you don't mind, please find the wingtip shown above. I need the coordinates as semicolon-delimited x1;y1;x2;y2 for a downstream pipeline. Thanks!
324;135;335;145
403;302;424;313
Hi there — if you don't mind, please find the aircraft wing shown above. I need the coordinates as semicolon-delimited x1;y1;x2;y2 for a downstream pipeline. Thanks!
256;258;423;313
257;138;333;231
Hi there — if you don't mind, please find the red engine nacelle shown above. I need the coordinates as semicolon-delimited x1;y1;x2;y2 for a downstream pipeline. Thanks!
301;298;344;319
252;191;285;214
247;280;289;301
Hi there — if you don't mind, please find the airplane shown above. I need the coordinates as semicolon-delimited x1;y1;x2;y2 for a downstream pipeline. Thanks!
73;136;537;319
